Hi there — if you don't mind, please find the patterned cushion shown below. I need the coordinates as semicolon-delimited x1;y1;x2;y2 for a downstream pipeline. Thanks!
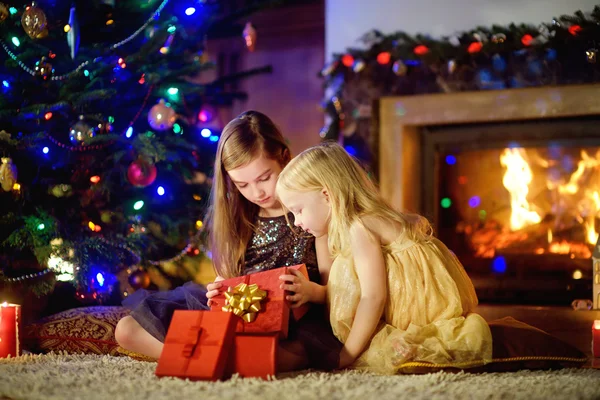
23;306;129;356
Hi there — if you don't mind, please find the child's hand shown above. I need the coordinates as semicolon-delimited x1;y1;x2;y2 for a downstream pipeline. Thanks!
338;348;356;369
279;269;312;308
206;276;225;307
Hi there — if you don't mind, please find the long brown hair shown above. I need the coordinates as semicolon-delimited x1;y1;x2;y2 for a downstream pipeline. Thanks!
205;111;291;278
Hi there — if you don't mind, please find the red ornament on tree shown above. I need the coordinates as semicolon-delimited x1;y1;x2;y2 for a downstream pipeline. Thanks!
127;158;157;187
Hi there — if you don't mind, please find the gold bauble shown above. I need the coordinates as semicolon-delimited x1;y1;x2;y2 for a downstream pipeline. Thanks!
21;4;48;39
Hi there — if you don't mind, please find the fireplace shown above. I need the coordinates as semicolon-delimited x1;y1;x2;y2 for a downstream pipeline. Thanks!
377;84;600;305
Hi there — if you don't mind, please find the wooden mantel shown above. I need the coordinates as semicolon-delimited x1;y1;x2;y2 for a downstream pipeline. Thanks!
378;84;600;214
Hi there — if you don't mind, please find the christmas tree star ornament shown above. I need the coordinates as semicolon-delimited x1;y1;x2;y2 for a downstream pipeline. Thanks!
67;5;80;59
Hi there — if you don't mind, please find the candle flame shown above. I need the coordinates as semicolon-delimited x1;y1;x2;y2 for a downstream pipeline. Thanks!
1;302;7;307
595;320;600;330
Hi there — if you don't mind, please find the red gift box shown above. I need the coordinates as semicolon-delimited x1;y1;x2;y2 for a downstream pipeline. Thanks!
155;310;237;380
227;333;278;379
210;264;310;338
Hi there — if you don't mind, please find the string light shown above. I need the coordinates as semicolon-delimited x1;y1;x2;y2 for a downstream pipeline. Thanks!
200;128;212;138
185;7;196;16
42;147;49;154
1;0;171;80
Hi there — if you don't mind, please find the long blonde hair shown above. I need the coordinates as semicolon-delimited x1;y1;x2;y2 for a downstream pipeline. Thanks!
205;111;291;278
276;142;432;257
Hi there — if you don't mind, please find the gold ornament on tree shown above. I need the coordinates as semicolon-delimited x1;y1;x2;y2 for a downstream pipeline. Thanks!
0;3;9;22
148;99;176;131
21;3;48;39
0;157;18;191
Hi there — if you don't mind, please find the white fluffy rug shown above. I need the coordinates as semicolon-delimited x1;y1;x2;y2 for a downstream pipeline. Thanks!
1;353;600;400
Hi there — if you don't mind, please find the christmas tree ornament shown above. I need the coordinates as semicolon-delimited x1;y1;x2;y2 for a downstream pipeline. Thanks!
127;157;157;187
69;115;97;145
128;269;151;290
148;99;176;131
100;211;114;224
50;184;73;197
586;48;598;64
21;3;48;39
0;3;8;22
243;22;257;52
392;60;407;76
34;56;53;79
491;33;506;44
0;157;17;192
67;5;80;59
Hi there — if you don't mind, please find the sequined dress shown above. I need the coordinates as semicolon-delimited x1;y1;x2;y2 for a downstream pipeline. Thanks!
123;214;342;369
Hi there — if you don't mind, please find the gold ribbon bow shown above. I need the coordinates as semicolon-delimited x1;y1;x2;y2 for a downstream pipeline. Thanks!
222;283;267;323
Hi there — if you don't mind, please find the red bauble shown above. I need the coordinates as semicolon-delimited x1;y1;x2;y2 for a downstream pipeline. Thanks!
127;158;157;187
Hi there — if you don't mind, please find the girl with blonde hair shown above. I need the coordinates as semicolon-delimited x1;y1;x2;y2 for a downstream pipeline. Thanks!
116;111;342;370
276;141;492;374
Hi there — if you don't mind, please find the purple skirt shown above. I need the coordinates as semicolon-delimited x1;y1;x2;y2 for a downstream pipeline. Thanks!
123;284;342;371
122;281;209;343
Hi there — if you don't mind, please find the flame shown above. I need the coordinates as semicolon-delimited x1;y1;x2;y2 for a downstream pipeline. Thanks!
552;151;600;245
467;146;600;260
500;148;541;230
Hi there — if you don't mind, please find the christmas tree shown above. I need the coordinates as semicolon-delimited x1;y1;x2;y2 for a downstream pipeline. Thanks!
0;0;280;305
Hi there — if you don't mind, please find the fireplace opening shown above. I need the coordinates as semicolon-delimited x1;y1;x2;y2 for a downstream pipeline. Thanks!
423;118;600;305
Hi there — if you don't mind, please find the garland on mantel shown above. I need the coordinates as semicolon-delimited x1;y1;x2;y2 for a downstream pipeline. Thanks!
318;7;600;164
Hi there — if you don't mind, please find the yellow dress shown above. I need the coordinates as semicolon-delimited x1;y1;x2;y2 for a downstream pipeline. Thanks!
327;236;493;374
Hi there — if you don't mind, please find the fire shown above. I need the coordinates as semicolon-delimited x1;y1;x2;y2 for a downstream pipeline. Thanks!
500;148;541;230
466;146;600;260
